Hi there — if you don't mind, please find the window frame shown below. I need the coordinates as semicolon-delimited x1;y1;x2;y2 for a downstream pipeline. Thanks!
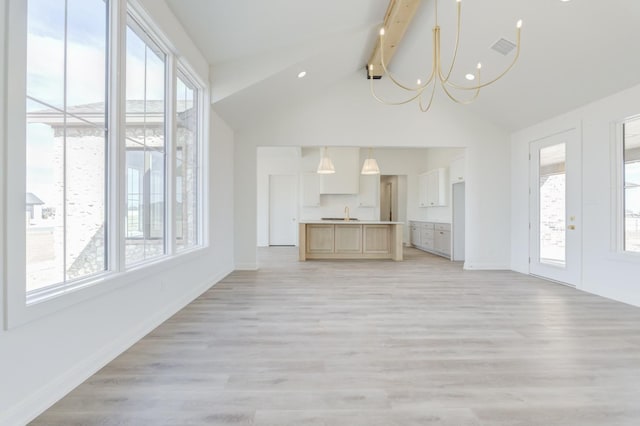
619;116;640;255
24;0;111;295
613;115;640;259
3;0;208;329
175;67;204;253
124;10;170;267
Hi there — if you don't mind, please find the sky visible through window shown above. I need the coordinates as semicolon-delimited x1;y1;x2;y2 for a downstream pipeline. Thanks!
27;0;108;202
26;0;162;202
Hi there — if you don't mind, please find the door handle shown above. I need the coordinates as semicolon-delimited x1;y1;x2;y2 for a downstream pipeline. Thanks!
568;225;576;230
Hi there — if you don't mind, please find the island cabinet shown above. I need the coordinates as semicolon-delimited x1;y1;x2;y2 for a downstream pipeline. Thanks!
305;224;334;253
299;221;403;261
334;225;362;253
363;225;391;254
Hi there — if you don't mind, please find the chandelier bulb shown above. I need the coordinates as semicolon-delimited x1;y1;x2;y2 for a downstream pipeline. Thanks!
477;62;482;70
417;79;421;85
379;27;385;36
516;19;523;29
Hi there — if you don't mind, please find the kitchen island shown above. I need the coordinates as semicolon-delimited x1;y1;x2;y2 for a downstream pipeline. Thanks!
299;221;404;261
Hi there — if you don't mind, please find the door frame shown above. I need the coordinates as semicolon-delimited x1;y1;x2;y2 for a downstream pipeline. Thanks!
529;125;583;286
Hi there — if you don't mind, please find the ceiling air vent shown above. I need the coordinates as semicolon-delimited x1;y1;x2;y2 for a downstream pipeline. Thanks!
491;38;517;56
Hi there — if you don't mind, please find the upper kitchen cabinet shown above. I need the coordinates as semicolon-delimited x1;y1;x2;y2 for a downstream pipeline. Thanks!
319;147;360;194
449;157;465;183
418;168;448;207
358;174;379;207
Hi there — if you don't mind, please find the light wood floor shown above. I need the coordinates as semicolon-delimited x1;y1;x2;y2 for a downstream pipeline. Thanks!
32;247;640;425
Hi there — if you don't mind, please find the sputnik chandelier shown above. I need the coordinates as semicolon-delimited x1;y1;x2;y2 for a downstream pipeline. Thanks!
368;0;522;112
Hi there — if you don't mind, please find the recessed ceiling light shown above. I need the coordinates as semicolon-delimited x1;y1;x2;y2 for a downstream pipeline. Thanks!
465;73;475;81
560;0;571;2
297;71;307;79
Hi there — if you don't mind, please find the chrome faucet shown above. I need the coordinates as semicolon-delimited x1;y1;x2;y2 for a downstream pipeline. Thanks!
344;206;350;221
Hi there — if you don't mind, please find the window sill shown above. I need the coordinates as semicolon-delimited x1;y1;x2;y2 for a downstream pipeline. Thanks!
10;245;209;329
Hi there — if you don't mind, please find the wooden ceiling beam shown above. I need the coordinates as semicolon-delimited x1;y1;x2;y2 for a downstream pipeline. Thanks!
367;0;422;79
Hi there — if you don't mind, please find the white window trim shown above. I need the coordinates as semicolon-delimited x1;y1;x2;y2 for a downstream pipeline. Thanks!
610;116;640;262
176;65;206;251
123;8;173;267
3;0;209;329
1;0;8;329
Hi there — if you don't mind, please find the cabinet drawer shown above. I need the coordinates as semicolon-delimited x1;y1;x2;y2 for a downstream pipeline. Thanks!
420;229;434;240
421;222;435;231
434;223;450;232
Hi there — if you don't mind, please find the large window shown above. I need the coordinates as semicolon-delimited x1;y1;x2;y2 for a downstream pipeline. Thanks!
176;73;199;251
125;18;167;265
19;0;204;302
623;117;640;253
26;0;108;293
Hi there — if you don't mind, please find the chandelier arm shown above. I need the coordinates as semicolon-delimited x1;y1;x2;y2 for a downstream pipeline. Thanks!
439;70;482;105
418;78;438;112
379;34;433;92
370;76;426;105
443;29;521;91
441;1;462;83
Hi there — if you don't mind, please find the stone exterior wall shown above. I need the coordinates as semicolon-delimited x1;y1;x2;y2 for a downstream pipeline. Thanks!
28;104;198;286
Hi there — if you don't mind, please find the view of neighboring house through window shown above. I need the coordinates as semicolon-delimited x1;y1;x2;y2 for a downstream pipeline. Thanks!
176;73;199;251
624;117;640;252
25;0;108;292
538;143;566;265
125;17;167;264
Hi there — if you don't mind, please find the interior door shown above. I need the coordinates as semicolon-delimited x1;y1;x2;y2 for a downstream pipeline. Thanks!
529;128;582;286
269;174;298;246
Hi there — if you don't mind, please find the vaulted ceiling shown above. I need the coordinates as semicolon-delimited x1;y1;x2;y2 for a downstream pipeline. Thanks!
166;0;640;131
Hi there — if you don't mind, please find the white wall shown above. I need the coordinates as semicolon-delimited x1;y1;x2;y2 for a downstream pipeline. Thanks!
511;82;640;307
0;3;236;425
256;147;301;247
234;72;512;270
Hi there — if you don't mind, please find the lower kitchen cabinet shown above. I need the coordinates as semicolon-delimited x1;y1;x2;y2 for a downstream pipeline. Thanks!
409;220;451;259
363;225;390;254
434;223;451;257
306;224;334;253
334;225;362;253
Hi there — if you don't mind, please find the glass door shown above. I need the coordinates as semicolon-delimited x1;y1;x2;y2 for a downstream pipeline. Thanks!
529;129;582;285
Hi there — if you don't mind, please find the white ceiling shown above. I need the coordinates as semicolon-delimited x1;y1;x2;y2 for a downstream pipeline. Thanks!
166;0;640;131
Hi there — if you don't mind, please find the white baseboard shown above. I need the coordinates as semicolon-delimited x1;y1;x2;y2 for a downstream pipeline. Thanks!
0;267;233;426
463;262;510;270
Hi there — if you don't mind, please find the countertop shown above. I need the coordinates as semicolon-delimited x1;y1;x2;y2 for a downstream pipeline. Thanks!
300;220;404;225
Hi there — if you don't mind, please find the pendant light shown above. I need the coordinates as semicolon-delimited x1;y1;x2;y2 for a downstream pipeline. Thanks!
361;148;380;175
317;146;336;174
